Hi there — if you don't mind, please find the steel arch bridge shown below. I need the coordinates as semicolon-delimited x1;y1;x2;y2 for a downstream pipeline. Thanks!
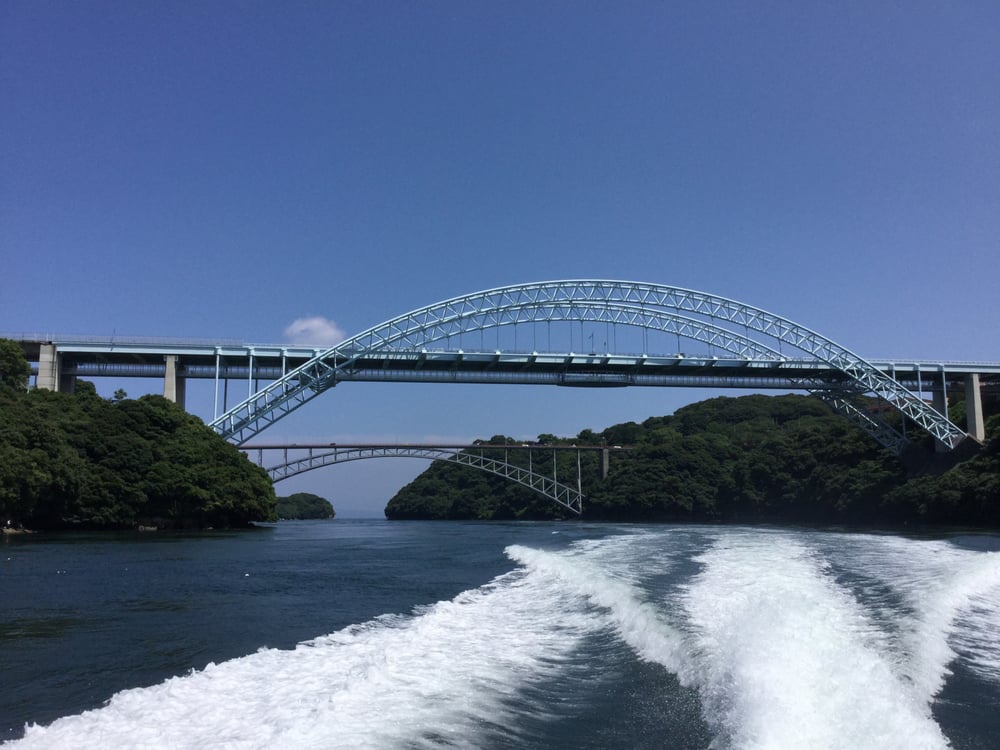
249;444;601;515
211;280;968;455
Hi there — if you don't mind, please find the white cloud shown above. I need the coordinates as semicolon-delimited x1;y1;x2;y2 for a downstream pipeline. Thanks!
283;316;347;347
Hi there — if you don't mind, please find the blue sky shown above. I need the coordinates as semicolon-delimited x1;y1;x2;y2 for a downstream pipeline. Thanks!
3;2;999;516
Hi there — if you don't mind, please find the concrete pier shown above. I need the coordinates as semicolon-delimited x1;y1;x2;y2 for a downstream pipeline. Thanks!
965;373;985;442
36;344;75;393
163;355;186;408
36;344;58;391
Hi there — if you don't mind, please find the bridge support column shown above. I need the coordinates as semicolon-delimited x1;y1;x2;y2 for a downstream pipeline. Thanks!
36;344;75;392
601;448;610;480
965;373;985;442
932;386;950;453
37;344;57;390
163;355;186;409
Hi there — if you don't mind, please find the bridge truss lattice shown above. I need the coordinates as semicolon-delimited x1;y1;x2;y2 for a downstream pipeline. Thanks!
212;280;967;454
251;444;589;515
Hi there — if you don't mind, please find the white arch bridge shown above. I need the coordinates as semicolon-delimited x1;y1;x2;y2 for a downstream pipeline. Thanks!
246;443;626;515
212;280;985;455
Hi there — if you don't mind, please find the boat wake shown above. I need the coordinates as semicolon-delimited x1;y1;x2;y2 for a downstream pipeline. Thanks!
9;528;1000;749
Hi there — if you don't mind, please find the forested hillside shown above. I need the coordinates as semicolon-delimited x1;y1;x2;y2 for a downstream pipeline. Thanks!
276;492;336;519
0;339;276;530
385;394;1000;526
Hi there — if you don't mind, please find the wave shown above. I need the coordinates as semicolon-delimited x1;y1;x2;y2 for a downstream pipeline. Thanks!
512;529;1000;750
10;567;599;749
507;541;689;675
681;533;949;750
826;534;1000;697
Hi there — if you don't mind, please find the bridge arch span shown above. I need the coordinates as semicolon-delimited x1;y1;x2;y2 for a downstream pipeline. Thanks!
213;280;965;452
257;445;585;515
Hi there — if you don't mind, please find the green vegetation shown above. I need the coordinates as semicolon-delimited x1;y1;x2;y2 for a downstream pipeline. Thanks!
385;394;1000;527
0;339;30;391
276;492;336;520
0;339;276;530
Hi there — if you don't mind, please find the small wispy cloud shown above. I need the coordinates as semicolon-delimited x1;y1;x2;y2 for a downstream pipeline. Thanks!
283;316;347;347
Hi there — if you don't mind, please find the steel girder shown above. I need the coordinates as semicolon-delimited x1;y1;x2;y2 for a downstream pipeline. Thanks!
211;280;964;450
260;445;584;515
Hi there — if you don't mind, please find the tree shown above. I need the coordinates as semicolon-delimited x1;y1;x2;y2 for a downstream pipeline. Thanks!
0;374;277;530
0;339;30;391
276;492;336;519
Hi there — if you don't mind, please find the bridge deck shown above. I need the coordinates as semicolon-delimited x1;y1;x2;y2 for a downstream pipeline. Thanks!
12;337;1000;390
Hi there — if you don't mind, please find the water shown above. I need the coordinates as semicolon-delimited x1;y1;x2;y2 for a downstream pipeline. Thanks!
2;521;999;749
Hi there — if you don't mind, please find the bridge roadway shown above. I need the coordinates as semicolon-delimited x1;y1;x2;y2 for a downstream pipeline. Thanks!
12;335;999;452
14;336;1000;397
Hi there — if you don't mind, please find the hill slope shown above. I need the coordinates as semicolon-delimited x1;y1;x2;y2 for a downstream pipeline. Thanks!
1;340;276;530
385;394;999;526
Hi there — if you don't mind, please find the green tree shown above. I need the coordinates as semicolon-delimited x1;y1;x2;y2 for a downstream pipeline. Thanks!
0;367;276;530
0;339;30;391
276;492;335;519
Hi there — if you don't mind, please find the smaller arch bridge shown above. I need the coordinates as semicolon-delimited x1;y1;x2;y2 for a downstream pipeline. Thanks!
246;443;626;515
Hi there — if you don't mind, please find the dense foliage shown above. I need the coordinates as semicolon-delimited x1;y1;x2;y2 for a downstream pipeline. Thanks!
0;340;276;530
886;414;1000;524
276;492;336;520
385;394;1000;527
0;339;30;391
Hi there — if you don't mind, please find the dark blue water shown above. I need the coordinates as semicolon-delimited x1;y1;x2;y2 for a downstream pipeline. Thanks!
2;521;999;748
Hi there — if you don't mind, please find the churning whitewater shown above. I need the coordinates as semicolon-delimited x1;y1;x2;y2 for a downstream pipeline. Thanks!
8;527;1000;750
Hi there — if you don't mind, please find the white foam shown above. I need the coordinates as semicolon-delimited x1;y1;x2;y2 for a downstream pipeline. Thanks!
11;569;599;749
506;541;689;674
681;533;950;750
837;535;1000;696
953;592;1000;681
